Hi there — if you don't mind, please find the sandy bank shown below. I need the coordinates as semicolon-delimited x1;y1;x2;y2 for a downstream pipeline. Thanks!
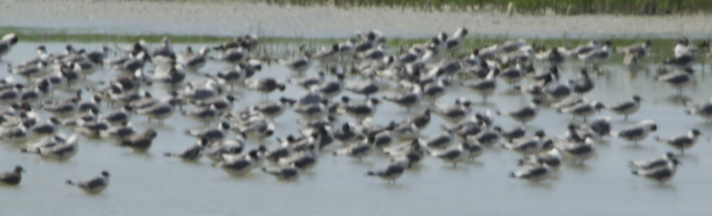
0;0;710;39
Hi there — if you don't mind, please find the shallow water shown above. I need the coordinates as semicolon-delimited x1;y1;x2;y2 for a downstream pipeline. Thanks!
1;42;712;215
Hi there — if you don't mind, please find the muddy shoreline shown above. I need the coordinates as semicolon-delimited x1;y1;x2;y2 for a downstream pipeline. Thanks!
0;0;710;39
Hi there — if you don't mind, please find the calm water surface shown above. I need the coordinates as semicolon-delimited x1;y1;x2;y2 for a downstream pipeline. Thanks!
1;43;712;215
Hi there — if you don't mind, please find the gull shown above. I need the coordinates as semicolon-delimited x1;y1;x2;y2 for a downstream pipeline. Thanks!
510;165;550;183
22;134;78;160
251;97;294;120
333;137;373;161
19;79;50;104
179;46;210;71
205;137;245;162
569;69;594;96
463;69;499;103
577;116;611;140
216;67;245;91
184;122;230;144
150;37;174;58
246;78;286;99
445;27;468;55
475;110;495;128
164;138;209;161
213;150;259;176
533;66;559;82
313;44;340;67
422;79;449;103
443;116;483;138
0;33;19;60
0;83;23;104
361;44;386;61
656;67;694;95
194;95;236;113
618;40;651;66
66;171;110;194
655;129;701;155
262;166;300;181
542;75;572;102
498;62;528;88
631;158;680;185
342;97;380;120
29;117;60;138
535;47;566;66
391;122;420;141
608;95;641;120
101;106;133;126
212;47;248;65
612;120;657;145
567;40;601;57
430;142;471;167
464;57;492;79
402;109;431;129
279;53;311;74
279;145;318;171
579;40;612;63
519;149;562;168
432;98;472;123
234;118;275;140
557;101;606;122
629;152;676;170
560;137;596;165
120;129;158;152
0;166;23;186
345;78;380;99
320;73;345;100
9;61;48;81
425;130;456;149
135;101;174;126
495;99;542;126
382;86;421;111
684;99;712;124
76;119;109;138
367;160;407;184
434;59;463;80
467;126;501;146
41;98;79;118
354;32;376;53
107;121;135;141
502;130;553;156
287;71;325;90
332;123;357;143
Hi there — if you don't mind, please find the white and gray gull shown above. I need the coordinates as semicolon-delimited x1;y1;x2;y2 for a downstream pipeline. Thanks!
66;170;110;194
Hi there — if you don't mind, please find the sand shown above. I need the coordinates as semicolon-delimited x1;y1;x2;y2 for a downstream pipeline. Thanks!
0;0;710;39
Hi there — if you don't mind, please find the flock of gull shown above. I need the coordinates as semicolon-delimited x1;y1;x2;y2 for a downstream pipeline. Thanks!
0;28;711;194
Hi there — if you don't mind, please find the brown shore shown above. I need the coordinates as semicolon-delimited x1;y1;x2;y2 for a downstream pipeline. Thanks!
0;0;710;39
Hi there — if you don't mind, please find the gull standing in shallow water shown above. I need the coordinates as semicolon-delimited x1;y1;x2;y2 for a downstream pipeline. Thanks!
496;99;542;126
612;120;657;145
0;166;24;185
463;69;499;103
656;67;694;95
367;160;407;184
66;171;110;194
629;152;676;170
608;96;642;121
684;99;712;124
510;165;550;183
631;158;680;185
655;129;701;155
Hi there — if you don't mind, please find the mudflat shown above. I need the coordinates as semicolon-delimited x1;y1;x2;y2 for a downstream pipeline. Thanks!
0;0;710;38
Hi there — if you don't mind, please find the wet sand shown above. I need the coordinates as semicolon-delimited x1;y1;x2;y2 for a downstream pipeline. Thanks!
0;0;711;38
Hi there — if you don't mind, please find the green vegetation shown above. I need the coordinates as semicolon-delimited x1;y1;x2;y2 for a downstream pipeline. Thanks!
266;0;712;15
